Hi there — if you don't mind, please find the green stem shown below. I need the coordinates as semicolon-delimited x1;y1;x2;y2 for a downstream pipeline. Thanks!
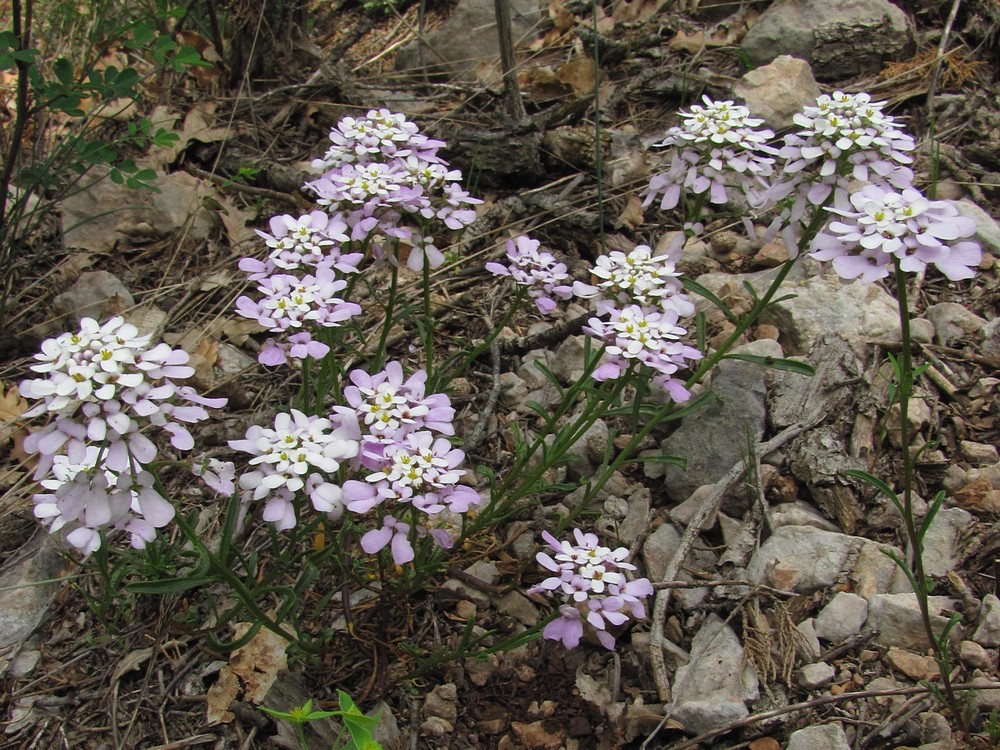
423;257;434;380
373;260;399;372
892;259;967;734
170;506;295;645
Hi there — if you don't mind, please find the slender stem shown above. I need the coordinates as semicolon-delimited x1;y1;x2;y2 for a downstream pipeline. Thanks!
591;0;606;256
170;507;295;644
422;258;434;380
892;259;967;734
373;261;399;371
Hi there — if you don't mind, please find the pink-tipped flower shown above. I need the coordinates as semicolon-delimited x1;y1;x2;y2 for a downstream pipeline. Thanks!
584;305;702;403
229;409;361;529
335;361;455;443
572;244;694;317
20;317;225;555
486;235;574;315
529;529;652;650
810;184;981;282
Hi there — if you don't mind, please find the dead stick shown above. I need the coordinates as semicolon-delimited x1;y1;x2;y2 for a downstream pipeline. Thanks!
494;0;526;120
648;421;811;702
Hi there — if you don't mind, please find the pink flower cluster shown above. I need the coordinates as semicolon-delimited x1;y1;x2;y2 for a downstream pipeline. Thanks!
235;268;362;366
229;409;361;531
304;108;481;270
485;235;574;314
810;185;981;282
643;97;777;214
528;529;652;649
577;244;701;401
226;362;480;563
337;362;480;563
19;317;226;554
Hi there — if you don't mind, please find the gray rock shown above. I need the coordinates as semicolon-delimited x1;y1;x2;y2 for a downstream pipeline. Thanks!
925;302;987;346
747;525;891;594
814;592;869;642
496;591;539;627
439;560;499;609
498;371;528;407
798;661;836;690
642;523;716;610
618;487;651;546
517;350;552;389
796;618;822;662
54;270;135;324
669;614;759;735
771;501;839;532
395;0;541;82
959;440;999;466
959;639;993;670
921;711;952;743
661;340;777;505
549;335;587;385
741;0;913;80
983;317;1000;360
868;593;963;650
921;508;973;577
733;56;821;130
423;683;458;723
973;594;1000;648
760;274;900;356
953;199;1000;256
786;722;851;750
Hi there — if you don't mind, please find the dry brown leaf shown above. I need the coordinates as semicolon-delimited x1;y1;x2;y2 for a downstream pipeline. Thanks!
206;622;289;725
612;0;661;24
615;193;645;230
146;102;232;170
189;337;221;391
220;318;266;346
0;383;29;451
669;25;746;54
521;66;570;101
556;57;598;98
548;0;576;32
669;29;708;54
215;193;259;251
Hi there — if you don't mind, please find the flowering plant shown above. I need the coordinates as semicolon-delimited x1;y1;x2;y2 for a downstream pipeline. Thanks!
19;316;226;554
529;529;652;649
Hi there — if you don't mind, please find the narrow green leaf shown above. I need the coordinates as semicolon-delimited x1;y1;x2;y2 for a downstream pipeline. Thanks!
682;278;737;323
127;575;215;594
722;353;816;376
846;469;898;504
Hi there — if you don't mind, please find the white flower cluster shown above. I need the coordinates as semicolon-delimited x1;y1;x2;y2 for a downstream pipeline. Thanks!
229;409;361;531
20;317;226;554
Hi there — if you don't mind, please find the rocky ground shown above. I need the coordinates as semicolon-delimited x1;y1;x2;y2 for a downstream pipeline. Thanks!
2;0;1000;748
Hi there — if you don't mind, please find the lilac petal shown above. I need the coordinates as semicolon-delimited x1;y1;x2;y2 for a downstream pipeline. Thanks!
390;531;415;564
361;526;392;554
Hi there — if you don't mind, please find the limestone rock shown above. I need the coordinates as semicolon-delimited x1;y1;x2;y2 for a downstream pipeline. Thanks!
786;722;851;750
747;525;895;595
925;302;987;346
661;340;777;505
741;0;914;80
973;594;1000;648
54;271;134;324
760;274;900;356
798;661;835;689
868;593;963;650
395;0;541;82
733;56;821;130
814;592;869;642
921;508;973;577
669;614;759;735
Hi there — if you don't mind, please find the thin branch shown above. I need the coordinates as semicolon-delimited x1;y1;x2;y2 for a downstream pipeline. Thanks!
648;420;813;702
